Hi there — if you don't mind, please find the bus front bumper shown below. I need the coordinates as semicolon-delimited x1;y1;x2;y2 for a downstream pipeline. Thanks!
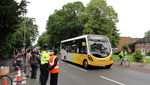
88;60;113;67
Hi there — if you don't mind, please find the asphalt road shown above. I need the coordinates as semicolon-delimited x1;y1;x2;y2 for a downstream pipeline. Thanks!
26;60;150;85
1;59;150;85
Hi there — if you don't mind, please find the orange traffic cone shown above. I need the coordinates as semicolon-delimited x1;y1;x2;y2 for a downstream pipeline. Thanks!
15;67;23;82
143;58;147;65
3;79;8;85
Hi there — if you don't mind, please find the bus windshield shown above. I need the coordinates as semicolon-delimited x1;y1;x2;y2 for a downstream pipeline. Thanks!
88;36;111;58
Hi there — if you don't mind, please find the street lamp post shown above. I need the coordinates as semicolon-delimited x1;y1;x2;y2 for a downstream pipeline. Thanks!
23;0;27;50
145;33;148;54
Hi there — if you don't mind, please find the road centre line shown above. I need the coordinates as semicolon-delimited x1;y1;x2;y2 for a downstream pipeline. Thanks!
68;64;87;72
100;76;125;85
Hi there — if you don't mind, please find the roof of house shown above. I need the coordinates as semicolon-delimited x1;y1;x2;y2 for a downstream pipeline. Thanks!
136;35;150;43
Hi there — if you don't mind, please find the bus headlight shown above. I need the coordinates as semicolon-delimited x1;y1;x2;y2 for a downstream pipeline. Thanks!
88;55;93;61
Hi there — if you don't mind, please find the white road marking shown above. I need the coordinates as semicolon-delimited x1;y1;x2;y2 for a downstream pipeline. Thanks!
100;76;125;85
13;77;17;85
68;64;87;72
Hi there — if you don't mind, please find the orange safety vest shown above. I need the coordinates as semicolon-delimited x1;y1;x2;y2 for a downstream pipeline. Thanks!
49;55;59;73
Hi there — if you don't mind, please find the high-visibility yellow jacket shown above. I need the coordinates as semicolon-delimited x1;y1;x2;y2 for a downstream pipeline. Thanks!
40;51;50;65
119;51;127;57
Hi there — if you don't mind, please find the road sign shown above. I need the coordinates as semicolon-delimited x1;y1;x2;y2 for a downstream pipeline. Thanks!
23;43;26;46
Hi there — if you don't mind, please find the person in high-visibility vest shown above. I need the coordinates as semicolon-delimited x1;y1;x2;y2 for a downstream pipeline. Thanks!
39;44;50;85
48;50;59;85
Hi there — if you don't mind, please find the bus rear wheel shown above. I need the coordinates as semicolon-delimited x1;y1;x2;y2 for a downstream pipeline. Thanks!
83;60;89;69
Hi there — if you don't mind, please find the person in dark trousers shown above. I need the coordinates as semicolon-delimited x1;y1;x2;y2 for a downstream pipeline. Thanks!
48;50;59;85
39;45;50;85
30;51;39;79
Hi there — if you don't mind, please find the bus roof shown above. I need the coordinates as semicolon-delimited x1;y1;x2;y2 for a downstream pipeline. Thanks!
61;34;106;43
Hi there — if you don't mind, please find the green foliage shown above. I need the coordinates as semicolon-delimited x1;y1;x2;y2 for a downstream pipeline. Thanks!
37;32;49;48
46;1;85;49
128;42;135;53
0;17;39;59
39;0;120;49
122;44;128;52
144;30;150;37
0;0;28;59
133;49;143;62
0;0;27;41
147;50;150;56
13;17;39;48
78;0;119;48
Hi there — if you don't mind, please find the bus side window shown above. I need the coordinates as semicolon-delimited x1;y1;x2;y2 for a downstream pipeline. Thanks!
78;38;87;54
77;48;79;53
80;47;87;54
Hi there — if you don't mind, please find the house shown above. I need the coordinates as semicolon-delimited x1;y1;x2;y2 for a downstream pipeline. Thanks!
135;36;150;55
117;37;141;52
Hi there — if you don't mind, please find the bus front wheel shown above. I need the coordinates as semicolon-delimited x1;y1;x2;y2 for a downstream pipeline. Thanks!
105;64;112;69
83;60;89;69
64;56;67;61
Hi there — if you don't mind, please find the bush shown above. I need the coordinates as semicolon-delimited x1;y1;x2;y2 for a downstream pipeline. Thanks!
147;50;150;56
132;49;143;63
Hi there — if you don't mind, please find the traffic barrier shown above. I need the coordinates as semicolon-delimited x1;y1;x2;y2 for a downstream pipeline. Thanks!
3;79;8;85
143;58;147;65
15;67;23;82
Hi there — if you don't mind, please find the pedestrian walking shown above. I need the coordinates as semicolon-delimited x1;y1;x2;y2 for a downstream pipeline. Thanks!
30;51;39;79
48;50;59;85
25;49;32;77
24;49;27;74
39;44;50;85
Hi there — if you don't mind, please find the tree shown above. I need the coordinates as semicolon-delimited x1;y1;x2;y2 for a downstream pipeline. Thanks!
0;0;27;41
0;17;38;59
133;49;143;63
144;30;150;37
0;0;28;59
128;42;135;53
122;44;128;52
46;1;85;49
37;31;49;48
13;17;39;48
78;0;119;48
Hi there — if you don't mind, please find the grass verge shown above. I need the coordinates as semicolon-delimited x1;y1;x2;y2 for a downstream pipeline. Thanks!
113;54;150;63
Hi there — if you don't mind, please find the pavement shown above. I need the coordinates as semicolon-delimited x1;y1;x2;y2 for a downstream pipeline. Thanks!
0;58;150;85
0;58;12;66
113;60;150;74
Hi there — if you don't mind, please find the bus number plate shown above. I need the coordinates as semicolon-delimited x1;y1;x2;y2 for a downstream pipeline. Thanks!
99;64;105;67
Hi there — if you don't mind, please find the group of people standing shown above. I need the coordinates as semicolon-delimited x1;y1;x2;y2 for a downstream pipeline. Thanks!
24;45;59;85
25;49;39;79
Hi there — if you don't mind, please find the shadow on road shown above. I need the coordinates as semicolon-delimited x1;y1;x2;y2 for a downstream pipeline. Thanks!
61;60;110;70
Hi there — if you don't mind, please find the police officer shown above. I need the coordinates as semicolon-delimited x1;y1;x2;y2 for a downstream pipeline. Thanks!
49;50;59;85
39;44;50;85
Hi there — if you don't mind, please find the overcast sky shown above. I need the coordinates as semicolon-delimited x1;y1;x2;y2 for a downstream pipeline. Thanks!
16;0;150;38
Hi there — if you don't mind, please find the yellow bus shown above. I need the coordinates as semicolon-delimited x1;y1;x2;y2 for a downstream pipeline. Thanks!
60;34;113;69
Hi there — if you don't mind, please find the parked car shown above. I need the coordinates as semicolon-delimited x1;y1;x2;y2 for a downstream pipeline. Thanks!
48;50;54;56
114;51;121;55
